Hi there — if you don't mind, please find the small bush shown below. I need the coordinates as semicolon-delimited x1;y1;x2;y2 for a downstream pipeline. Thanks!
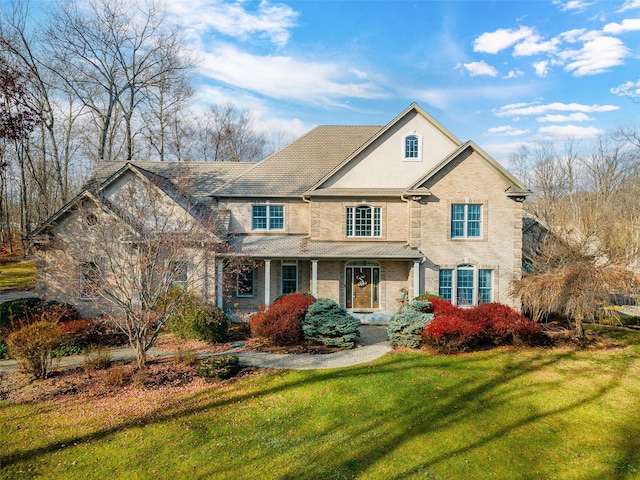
388;300;434;349
302;298;360;348
429;298;465;317
197;355;240;380
423;314;482;353
104;365;129;389
0;340;8;359
173;349;199;366
0;297;44;332
250;293;316;345
6;320;64;379
164;289;228;343
51;344;82;357
83;345;112;374
415;291;443;302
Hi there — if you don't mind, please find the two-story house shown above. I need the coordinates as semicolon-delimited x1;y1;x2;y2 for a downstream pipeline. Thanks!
30;103;531;322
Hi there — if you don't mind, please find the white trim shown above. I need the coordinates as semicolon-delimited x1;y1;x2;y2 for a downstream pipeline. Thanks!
402;132;423;162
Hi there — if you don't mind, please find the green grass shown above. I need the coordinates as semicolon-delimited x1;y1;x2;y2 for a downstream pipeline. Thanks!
0;260;36;291
2;337;640;479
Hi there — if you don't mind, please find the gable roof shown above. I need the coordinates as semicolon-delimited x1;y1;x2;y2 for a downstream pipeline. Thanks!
212;125;382;197
409;141;532;197
308;103;462;193
29;161;249;239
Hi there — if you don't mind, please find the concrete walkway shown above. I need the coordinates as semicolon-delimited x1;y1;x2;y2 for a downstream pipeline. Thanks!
0;325;392;373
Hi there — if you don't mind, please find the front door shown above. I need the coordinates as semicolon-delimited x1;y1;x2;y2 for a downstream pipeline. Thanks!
346;265;380;309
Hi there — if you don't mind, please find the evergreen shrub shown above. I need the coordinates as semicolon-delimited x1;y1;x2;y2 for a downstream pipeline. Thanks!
198;355;240;380
387;300;434;348
302;298;360;348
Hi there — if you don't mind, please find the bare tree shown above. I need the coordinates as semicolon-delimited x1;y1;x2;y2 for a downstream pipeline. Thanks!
46;0;193;163
38;169;238;368
191;102;271;162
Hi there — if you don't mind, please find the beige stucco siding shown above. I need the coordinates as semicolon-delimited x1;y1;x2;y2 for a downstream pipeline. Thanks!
321;110;459;189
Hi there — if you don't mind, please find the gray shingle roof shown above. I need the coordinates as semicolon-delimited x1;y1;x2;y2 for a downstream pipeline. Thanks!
89;161;254;201
230;235;424;260
212;125;382;197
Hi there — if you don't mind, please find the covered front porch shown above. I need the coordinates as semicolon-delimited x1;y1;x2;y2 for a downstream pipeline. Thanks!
223;236;425;321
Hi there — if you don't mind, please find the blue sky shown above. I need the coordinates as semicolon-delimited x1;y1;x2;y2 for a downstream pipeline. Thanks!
164;0;640;161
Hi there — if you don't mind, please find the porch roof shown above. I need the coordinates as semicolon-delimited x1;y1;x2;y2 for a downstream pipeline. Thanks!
230;235;424;260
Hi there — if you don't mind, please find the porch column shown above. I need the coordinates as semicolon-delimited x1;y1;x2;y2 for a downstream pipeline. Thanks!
216;258;224;309
311;259;318;298
413;260;420;299
264;259;271;306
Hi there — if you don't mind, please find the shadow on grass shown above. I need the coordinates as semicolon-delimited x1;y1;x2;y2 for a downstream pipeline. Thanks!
1;347;638;478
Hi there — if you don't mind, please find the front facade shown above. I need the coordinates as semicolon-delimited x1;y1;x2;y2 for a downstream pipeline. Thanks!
31;104;531;322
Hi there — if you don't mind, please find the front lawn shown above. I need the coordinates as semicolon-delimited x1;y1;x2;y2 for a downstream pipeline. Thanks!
1;333;639;479
0;260;36;291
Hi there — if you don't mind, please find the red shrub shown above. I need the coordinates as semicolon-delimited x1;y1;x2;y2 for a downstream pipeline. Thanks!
58;319;92;335
469;303;541;343
429;298;464;317
250;293;316;345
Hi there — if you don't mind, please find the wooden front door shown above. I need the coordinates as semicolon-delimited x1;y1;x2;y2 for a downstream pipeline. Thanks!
347;266;380;309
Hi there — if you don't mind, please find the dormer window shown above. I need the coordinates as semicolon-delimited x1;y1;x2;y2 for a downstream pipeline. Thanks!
403;133;422;161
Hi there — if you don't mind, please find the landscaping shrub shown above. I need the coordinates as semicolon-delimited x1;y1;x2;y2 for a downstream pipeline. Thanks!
250;293;316;345
165;289;228;343
415;291;443;302
173;349;199;366
387;300;434;348
197;355;240;380
0;340;8;359
302;298;360;348
0;297;78;333
6;320;64;379
423;302;542;353
83;345;112;374
51;344;82;357
104;365;129;389
429;297;465;317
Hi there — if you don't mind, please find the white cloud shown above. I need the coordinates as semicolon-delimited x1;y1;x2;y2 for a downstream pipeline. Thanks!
537;113;594;122
513;36;560;56
166;0;298;46
495;102;619;117
198;44;385;104
537;124;603;140
473;26;534;54
413;84;535;111
618;0;640;12
562;35;629;76
349;68;369;80
559;28;588;43
532;60;549;77
460;61;498;77
486;125;531;136
611;79;640;97
553;1;593;12
603;18;640;34
504;69;524;79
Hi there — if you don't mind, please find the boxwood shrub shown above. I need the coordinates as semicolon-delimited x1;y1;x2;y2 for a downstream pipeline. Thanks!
302;298;360;348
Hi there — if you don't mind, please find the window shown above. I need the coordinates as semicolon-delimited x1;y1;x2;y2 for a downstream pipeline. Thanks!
167;260;188;285
438;269;453;301
281;262;297;295
478;269;493;304
451;204;482;239
405;135;419;158
252;205;284;230
437;266;494;306
346;205;381;237
237;266;254;297
456;265;475;306
79;260;102;299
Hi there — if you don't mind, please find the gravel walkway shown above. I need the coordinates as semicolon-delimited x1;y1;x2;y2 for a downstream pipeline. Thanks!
0;325;392;373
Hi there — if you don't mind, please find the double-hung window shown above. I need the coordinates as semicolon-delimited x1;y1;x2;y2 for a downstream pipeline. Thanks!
451;204;481;239
346;205;381;237
438;266;493;306
281;261;298;295
167;260;188;285
252;205;284;230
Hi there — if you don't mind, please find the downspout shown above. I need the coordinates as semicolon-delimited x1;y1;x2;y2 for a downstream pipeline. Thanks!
400;194;411;246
